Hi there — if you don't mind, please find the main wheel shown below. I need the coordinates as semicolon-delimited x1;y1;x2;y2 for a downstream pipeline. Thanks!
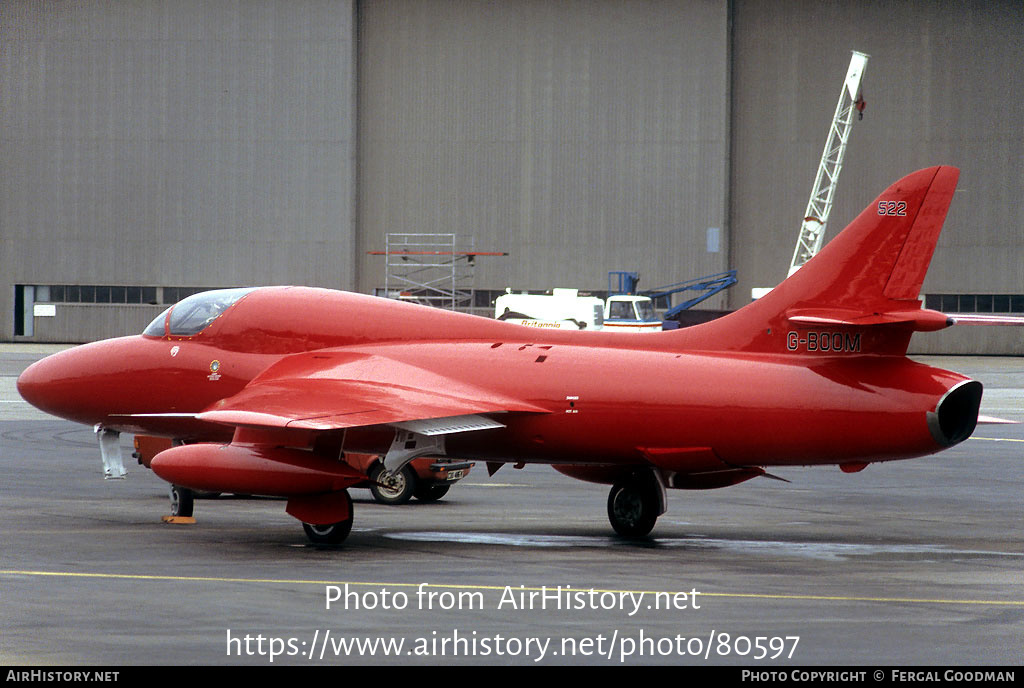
368;463;417;505
169;485;194;517
607;478;659;537
302;519;353;545
302;492;354;545
413;482;450;503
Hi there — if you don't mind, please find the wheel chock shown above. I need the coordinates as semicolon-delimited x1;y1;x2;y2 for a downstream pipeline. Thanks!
161;515;196;524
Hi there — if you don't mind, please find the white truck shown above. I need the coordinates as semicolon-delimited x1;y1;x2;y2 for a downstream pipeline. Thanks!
602;294;662;331
494;289;662;332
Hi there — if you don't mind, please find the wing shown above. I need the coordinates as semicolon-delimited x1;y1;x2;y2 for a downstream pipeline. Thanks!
144;349;549;527
197;349;547;432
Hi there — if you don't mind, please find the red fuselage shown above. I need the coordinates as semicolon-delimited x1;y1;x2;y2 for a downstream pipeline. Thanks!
18;287;973;473
14;168;981;541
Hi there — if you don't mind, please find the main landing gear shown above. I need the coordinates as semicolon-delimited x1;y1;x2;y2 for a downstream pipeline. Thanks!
607;471;665;537
413;482;450;503
302;518;353;545
368;463;417;505
301;490;355;545
167;483;355;545
368;461;456;504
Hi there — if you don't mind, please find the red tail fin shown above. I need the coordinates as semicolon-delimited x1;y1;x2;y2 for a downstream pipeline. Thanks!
683;166;960;355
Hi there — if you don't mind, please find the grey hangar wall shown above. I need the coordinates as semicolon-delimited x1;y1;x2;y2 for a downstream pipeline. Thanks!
2;1;1021;353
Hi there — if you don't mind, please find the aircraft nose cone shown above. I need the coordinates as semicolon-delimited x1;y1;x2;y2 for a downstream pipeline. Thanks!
16;336;170;426
17;354;68;419
16;340;137;424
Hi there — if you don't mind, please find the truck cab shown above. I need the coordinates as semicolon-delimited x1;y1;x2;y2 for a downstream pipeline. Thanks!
603;295;663;331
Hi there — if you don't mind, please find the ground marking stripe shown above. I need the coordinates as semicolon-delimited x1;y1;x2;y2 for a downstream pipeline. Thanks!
1;569;1020;607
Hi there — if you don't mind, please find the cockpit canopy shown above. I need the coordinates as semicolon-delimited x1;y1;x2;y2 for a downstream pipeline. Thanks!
143;288;256;337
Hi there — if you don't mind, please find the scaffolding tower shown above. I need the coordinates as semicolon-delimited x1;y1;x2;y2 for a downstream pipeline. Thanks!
375;233;492;311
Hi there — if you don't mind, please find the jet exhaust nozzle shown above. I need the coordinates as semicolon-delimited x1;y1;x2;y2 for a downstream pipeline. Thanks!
927;380;982;447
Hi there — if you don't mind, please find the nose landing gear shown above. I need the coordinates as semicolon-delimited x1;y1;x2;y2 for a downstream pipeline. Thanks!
169;485;194;518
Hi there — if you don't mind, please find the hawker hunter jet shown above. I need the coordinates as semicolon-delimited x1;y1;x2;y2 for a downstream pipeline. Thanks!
19;166;984;544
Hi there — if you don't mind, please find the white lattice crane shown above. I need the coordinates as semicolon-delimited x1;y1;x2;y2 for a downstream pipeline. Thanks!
787;51;869;277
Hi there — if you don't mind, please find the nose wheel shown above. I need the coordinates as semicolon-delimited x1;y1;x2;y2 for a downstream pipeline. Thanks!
169;485;194;518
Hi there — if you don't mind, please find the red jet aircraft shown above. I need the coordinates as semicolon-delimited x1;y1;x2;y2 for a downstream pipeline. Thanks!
18;166;984;544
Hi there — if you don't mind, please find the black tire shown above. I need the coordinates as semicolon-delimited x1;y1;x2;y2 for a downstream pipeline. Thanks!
607;478;658;537
302;491;354;545
169;485;194;518
368;463;417;505
302;519;353;545
413;482;450;503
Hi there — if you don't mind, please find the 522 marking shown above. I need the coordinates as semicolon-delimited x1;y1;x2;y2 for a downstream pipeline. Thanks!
877;200;907;216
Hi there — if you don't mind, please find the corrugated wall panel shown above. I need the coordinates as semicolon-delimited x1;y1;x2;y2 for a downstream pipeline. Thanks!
0;0;357;340
7;1;1020;351
358;0;731;301
730;0;1024;321
30;305;165;345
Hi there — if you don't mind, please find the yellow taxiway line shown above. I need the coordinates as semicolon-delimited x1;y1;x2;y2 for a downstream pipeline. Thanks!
1;569;1020;608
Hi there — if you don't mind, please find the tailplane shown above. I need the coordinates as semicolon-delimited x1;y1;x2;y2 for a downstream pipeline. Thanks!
682;166;960;355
